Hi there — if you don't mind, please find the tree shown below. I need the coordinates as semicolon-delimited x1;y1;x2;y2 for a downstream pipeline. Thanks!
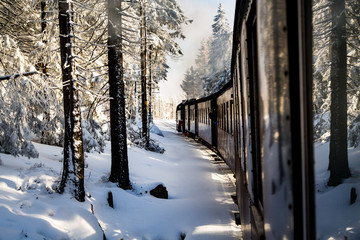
57;0;85;202
208;4;232;76
182;4;232;97
328;0;351;186
140;0;149;148
107;0;131;189
180;67;202;99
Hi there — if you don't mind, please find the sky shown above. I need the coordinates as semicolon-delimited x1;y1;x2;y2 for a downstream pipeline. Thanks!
158;0;236;99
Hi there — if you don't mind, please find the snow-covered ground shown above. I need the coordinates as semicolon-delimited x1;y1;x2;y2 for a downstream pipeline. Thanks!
0;120;241;240
315;142;360;240
1;119;359;240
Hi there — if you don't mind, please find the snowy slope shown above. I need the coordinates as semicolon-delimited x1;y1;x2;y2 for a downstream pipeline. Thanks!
0;120;241;240
315;142;360;240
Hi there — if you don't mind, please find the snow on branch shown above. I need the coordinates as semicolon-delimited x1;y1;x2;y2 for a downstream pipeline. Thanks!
0;71;38;81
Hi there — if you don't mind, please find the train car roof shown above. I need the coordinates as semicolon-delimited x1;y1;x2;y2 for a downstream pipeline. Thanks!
181;79;233;106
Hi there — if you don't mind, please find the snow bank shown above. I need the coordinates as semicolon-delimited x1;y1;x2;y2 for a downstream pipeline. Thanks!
0;120;240;240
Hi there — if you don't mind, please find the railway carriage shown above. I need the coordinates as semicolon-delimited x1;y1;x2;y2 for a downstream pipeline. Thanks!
176;102;185;132
215;81;236;172
197;97;212;145
174;0;354;238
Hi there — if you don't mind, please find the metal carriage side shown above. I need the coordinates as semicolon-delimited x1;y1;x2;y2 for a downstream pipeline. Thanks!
176;103;185;133
216;82;236;173
231;0;314;239
197;97;213;146
184;99;196;136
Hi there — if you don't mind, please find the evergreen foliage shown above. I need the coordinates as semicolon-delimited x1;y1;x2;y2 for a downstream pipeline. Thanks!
313;0;360;148
0;0;186;159
180;3;232;98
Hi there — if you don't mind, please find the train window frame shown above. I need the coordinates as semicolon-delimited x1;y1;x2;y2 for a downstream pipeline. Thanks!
246;3;263;209
230;99;233;135
223;103;225;130
226;101;229;133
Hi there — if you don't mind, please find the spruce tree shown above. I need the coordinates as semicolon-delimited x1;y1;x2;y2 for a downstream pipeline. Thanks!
108;0;131;189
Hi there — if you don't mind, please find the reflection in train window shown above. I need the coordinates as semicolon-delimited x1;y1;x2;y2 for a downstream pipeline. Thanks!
313;0;360;238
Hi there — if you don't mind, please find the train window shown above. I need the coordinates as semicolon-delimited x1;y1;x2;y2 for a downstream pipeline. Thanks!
311;0;360;238
218;105;221;129
223;103;225;130
230;100;233;135
246;4;263;208
222;104;224;130
219;105;222;129
206;108;208;125
226;101;229;133
202;108;204;124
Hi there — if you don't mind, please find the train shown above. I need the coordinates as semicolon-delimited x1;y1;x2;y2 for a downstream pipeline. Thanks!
176;0;315;239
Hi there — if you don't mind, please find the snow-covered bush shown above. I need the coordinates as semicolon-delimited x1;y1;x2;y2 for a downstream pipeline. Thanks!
82;120;106;153
349;114;360;148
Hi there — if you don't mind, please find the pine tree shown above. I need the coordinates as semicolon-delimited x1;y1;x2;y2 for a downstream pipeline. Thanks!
328;0;351;186
140;0;149;148
57;0;85;202
108;0;131;189
208;4;232;76
180;67;202;99
203;4;232;95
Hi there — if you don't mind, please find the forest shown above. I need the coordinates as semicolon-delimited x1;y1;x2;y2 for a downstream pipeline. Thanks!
0;0;188;201
180;3;232;99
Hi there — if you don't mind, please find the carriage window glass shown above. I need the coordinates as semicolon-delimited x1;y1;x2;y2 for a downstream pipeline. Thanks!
223;103;225;130
219;105;222;129
221;104;224;130
222;103;226;130
201;108;203;123
227;101;229;133
312;0;360;238
207;107;209;125
230;100;233;135
219;105;221;129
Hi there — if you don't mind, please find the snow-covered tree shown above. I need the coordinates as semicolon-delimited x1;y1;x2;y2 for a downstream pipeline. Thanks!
57;0;85;202
108;0;131;189
313;0;360;149
180;67;203;99
313;0;360;186
181;4;232;98
208;4;232;76
196;39;211;78
327;0;351;186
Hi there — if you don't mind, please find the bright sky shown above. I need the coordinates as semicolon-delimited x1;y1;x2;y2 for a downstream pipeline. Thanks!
158;0;236;99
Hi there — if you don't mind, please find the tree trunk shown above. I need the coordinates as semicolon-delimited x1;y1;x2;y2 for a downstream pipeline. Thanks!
149;45;153;124
108;0;131;190
58;0;85;201
36;1;48;75
328;0;351;186
140;2;149;148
